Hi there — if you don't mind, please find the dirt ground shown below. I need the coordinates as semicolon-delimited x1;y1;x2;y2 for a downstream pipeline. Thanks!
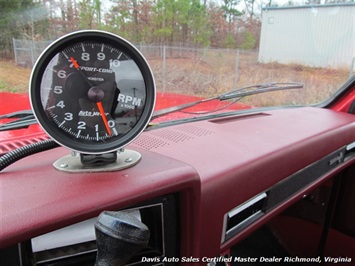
0;60;31;93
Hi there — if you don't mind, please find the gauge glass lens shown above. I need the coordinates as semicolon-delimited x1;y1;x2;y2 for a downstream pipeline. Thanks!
31;31;155;154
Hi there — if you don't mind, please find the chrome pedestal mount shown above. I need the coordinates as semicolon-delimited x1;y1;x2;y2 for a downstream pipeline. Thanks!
53;149;141;173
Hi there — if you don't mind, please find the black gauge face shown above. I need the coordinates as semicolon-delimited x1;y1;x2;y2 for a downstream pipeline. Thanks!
30;30;155;154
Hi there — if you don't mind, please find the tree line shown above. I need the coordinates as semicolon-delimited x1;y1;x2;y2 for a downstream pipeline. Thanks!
1;0;354;59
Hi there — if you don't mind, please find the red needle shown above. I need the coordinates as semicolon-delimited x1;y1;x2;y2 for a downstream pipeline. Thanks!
96;102;112;136
70;56;80;69
69;56;112;136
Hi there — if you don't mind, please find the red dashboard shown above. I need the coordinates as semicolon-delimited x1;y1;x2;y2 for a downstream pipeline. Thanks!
2;106;355;262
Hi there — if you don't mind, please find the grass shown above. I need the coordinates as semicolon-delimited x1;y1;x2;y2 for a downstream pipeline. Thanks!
149;51;350;107
0;60;31;93
0;81;10;91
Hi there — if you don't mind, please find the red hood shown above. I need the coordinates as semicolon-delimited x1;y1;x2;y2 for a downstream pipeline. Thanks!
1;93;49;155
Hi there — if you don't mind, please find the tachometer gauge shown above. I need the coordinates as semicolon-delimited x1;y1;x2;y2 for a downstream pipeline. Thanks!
30;30;155;155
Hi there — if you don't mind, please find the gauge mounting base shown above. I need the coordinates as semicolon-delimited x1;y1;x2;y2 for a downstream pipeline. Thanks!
53;149;141;173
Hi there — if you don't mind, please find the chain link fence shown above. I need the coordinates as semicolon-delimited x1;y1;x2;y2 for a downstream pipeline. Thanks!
141;46;241;95
13;38;354;106
13;38;52;68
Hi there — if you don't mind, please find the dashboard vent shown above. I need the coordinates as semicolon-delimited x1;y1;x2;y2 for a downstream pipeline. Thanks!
210;113;270;124
221;145;354;244
222;192;268;243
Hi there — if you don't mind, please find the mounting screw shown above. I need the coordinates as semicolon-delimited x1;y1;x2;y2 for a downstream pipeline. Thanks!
60;163;68;168
125;158;133;163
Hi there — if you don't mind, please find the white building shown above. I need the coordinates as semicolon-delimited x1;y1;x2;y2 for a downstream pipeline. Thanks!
258;3;355;69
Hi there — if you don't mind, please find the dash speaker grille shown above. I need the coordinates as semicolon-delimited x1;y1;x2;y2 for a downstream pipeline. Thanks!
133;125;214;150
132;135;170;150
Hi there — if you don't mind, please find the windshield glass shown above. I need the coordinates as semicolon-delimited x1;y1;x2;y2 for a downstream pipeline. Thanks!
1;0;354;122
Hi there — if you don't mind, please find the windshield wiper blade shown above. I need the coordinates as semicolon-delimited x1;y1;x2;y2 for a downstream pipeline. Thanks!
152;82;303;120
0;109;33;119
0;110;36;131
0;83;303;130
219;82;304;100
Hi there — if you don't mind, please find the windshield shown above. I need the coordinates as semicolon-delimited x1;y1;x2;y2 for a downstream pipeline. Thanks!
1;0;354;122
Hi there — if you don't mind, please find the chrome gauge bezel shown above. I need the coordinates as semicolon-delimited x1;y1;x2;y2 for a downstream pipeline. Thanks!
30;30;156;154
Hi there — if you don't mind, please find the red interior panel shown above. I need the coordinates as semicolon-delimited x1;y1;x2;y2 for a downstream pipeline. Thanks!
2;106;355;258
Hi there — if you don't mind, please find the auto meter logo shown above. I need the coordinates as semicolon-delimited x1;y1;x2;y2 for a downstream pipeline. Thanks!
118;93;143;109
78;111;109;117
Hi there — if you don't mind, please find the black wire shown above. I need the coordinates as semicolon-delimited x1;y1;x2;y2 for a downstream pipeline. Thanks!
0;139;59;172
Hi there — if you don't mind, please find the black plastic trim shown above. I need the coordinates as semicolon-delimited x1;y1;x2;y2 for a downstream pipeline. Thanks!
266;147;347;210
